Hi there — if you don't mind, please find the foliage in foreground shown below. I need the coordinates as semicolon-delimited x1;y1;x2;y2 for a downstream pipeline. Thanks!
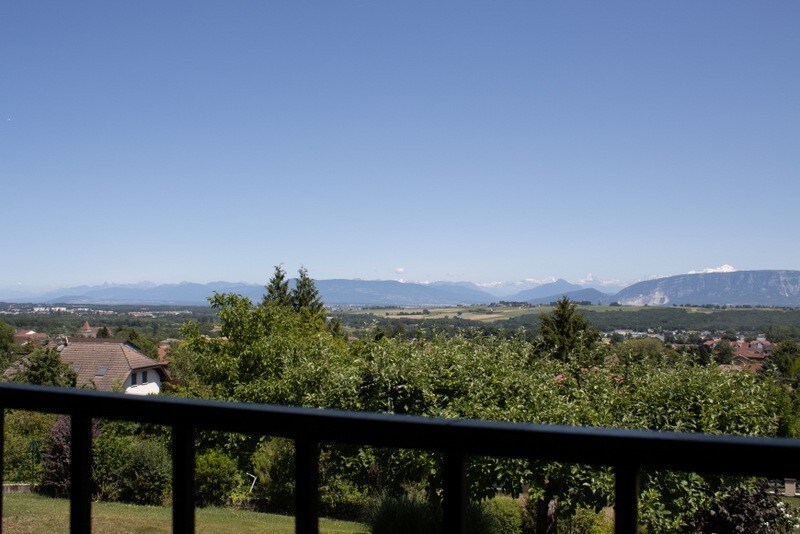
366;492;518;534
195;449;242;507
16;272;800;531
693;480;799;533
163;286;800;531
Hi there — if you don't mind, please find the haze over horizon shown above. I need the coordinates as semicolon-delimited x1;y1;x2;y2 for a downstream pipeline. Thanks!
3;2;798;290
0;263;751;296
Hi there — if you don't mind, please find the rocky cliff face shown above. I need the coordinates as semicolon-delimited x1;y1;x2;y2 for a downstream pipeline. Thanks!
614;270;800;306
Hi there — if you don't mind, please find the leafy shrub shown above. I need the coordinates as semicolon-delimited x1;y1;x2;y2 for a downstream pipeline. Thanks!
481;495;523;534
367;492;518;534
92;433;133;501
693;479;798;533
195;449;241;507
41;416;99;497
117;440;171;505
319;475;373;521
560;506;613;534
3;410;56;484
41;417;70;496
366;493;441;534
251;438;295;512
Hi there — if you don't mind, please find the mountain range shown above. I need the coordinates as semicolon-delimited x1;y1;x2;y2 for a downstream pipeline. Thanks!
2;270;800;308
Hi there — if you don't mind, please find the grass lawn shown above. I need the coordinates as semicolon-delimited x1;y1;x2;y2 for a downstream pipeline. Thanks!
2;493;368;534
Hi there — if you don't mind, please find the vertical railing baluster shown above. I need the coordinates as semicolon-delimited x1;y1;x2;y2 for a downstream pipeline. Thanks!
1;409;4;534
172;424;195;534
295;439;319;534
70;415;92;533
443;452;467;534
614;464;640;534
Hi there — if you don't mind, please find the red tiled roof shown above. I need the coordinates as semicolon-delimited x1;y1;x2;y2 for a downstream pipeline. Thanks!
734;347;768;361
58;339;167;391
13;329;48;343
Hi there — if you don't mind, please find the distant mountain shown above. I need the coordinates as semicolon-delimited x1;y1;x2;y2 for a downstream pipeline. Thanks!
427;282;498;302
473;279;553;298
6;270;800;307
507;279;583;301
527;288;614;306
579;282;626;294
614;270;800;306
315;280;493;306
38;282;264;305
6;279;495;307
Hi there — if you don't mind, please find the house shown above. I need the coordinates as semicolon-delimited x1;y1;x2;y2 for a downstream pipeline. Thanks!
733;340;773;364
156;338;180;364
56;338;169;395
78;321;99;338
13;329;48;345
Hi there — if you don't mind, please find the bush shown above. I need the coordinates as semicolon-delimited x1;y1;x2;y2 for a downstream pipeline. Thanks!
41;416;99;497
366;493;441;534
118;440;171;505
694;479;798;533
319;475;373;521
195;449;241;507
251;438;295;512
41;416;71;497
560;506;613;534
481;495;523;534
3;410;56;484
92;433;132;501
367;492;517;534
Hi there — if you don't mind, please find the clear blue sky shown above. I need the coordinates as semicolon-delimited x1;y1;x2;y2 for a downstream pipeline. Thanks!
3;1;799;290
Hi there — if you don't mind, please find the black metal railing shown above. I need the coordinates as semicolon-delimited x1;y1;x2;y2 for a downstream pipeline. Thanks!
2;382;799;533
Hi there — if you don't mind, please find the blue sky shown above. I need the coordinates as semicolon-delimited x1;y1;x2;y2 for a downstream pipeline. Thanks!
3;1;799;290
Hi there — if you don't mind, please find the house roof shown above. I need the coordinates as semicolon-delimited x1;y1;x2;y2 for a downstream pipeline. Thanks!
734;347;769;361
58;338;167;391
13;329;48;343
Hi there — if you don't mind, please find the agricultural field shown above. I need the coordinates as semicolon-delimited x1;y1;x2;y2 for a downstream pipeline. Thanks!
336;304;723;325
334;304;800;339
355;305;548;323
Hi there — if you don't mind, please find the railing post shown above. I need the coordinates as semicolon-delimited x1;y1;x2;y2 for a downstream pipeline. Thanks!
1;410;4;534
295;439;319;534
443;452;467;534
70;415;92;534
614;464;639;534
172;424;195;534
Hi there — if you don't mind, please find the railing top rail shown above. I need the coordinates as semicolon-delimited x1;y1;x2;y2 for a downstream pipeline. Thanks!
0;382;796;477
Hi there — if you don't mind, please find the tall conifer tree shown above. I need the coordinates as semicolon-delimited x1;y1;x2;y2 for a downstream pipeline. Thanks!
264;265;291;307
290;267;324;315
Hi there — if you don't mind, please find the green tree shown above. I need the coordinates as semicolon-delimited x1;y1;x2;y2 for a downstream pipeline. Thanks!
291;267;324;316
173;286;791;529
767;340;800;382
12;348;77;387
538;297;599;361
264;264;291;308
3;410;57;483
0;320;14;354
96;326;111;338
713;341;734;364
195;449;242;507
614;337;683;367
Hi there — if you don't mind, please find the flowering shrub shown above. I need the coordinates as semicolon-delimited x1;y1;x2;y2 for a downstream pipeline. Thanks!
694;480;797;533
